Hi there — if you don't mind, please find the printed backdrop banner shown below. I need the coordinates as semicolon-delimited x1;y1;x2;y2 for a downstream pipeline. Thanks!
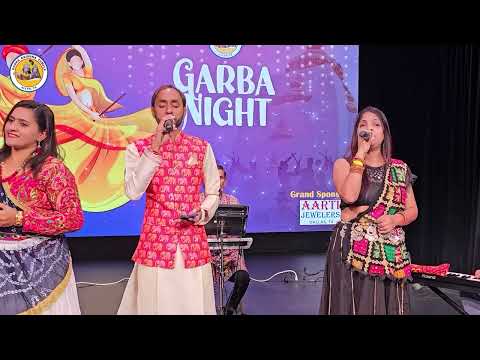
0;45;358;236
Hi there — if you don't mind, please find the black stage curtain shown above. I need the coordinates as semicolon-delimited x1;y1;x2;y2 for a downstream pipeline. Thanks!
359;44;480;273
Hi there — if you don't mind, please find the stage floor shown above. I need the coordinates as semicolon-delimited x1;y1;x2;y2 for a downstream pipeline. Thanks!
73;254;480;315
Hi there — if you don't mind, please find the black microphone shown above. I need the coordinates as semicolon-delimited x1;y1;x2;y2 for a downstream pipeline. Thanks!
163;118;174;134
179;213;196;222
359;130;371;141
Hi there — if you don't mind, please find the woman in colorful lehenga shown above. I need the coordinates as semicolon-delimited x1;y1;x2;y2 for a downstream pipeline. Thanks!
50;45;157;212
319;106;418;315
0;100;84;315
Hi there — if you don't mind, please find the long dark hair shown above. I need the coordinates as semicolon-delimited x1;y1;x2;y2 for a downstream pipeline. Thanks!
0;100;61;177
345;106;393;164
66;49;85;68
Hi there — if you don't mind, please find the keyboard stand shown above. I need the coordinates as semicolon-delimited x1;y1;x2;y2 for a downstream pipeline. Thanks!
427;286;468;315
205;205;249;315
412;274;469;315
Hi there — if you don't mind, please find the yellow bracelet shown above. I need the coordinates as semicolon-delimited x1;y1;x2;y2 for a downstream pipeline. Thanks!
352;158;365;167
15;210;23;227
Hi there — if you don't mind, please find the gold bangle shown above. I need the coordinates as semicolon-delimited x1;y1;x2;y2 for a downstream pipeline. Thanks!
15;210;23;227
352;158;365;167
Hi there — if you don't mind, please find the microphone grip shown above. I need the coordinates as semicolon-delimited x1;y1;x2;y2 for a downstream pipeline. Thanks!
180;214;195;221
358;130;371;141
164;119;174;133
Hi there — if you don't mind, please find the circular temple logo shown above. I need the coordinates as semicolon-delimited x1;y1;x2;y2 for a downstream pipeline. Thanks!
10;53;48;92
209;45;242;59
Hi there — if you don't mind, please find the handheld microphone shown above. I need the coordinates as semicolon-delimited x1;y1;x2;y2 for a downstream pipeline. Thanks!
163;119;174;133
359;130;371;141
179;214;196;222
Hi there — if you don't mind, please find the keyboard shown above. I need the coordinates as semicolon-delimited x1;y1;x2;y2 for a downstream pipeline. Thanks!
207;237;253;250
412;271;480;293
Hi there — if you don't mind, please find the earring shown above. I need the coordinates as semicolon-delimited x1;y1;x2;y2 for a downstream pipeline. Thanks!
33;140;41;157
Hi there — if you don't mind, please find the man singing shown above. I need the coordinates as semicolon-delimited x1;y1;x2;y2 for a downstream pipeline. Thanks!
118;85;220;315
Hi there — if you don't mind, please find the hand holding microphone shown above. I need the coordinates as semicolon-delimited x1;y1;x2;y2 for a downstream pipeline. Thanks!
152;115;177;152
179;208;203;224
163;118;175;134
359;130;371;142
356;129;374;158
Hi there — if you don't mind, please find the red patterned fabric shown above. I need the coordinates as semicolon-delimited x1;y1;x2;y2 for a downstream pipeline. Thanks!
411;263;450;277
132;132;211;269
5;157;84;235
